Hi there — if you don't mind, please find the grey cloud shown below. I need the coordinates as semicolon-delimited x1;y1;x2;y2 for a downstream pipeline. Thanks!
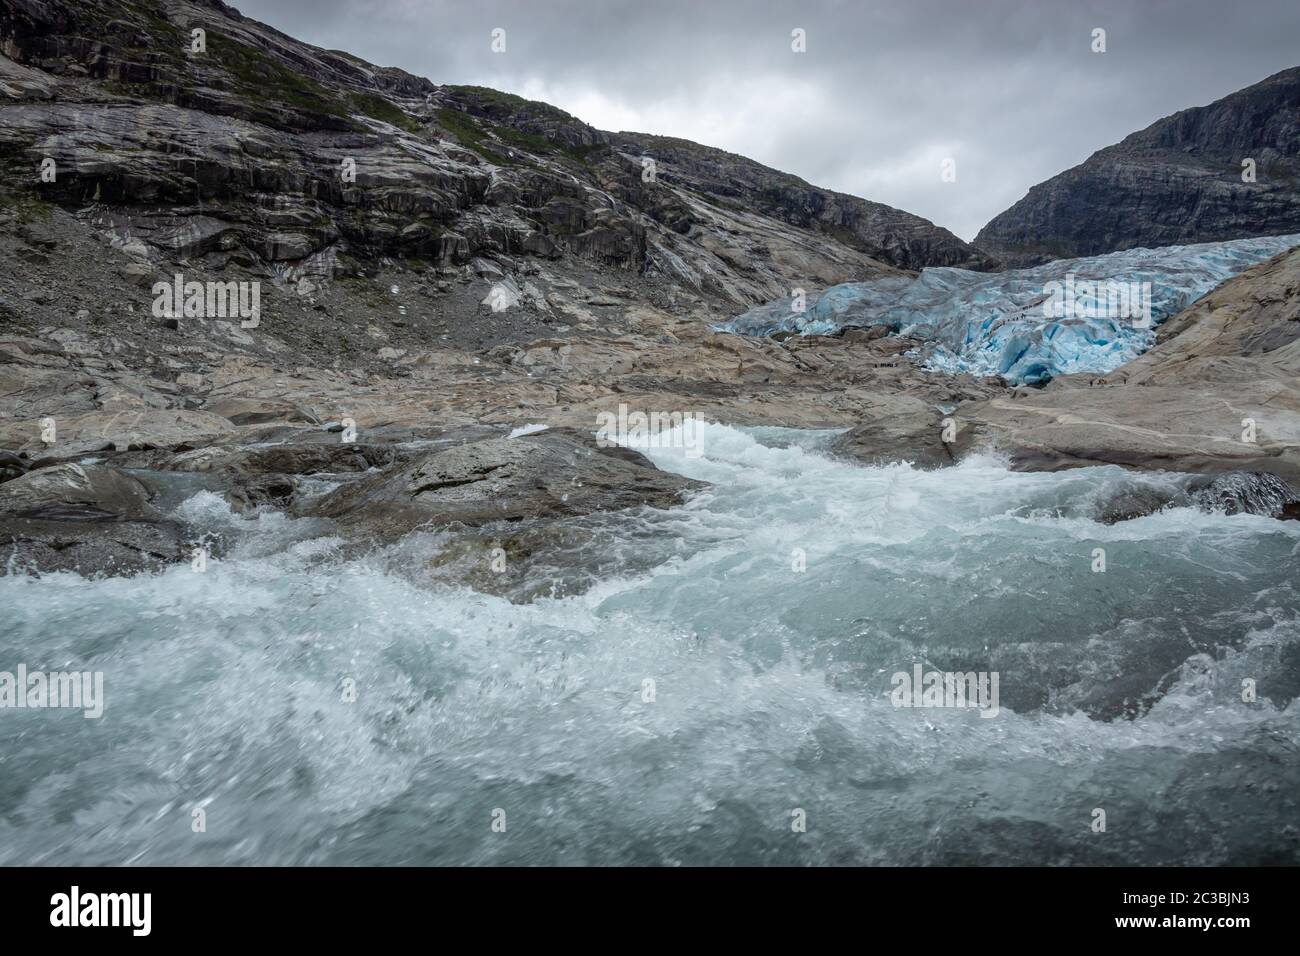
234;0;1300;240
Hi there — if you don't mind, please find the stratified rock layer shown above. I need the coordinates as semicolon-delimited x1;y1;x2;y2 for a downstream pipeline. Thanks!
0;0;986;317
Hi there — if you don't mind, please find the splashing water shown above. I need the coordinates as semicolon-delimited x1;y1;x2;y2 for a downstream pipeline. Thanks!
2;423;1298;865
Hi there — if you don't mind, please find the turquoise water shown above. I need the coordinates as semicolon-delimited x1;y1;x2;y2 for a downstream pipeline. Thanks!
3;424;1298;864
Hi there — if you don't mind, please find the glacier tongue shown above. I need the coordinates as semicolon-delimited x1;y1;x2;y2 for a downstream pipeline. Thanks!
717;234;1300;385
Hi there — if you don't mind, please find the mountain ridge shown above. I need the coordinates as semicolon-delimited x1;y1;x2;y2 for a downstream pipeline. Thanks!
0;0;990;318
975;64;1300;267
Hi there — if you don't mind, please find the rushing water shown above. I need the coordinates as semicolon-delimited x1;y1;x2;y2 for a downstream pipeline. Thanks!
3;423;1299;865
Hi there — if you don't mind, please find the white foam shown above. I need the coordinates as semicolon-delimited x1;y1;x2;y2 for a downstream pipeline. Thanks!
3;422;1297;864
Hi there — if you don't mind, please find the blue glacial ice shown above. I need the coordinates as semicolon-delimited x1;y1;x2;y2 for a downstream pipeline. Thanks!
716;234;1300;385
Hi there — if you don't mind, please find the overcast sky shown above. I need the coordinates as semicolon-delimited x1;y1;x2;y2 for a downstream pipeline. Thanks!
235;0;1300;241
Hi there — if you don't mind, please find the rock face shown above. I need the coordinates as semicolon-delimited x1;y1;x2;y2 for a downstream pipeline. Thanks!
0;462;189;574
311;427;706;538
0;0;987;319
952;246;1300;482
608;133;995;273
975;66;1300;267
828;394;970;469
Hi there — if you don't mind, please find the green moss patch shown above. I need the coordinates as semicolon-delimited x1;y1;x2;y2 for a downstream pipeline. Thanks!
207;33;348;122
349;92;423;133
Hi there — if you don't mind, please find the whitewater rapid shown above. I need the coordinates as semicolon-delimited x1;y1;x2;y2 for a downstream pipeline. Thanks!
3;423;1298;864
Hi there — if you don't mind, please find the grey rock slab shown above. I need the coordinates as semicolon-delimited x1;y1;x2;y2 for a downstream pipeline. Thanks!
309;427;706;538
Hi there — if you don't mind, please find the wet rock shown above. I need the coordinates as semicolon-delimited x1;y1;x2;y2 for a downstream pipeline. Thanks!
829;394;973;469
226;474;299;514
163;442;401;478
1187;472;1300;518
0;463;188;575
419;508;702;603
0;462;159;521
0;450;30;483
309;427;706;538
1083;471;1297;524
1090;482;1181;525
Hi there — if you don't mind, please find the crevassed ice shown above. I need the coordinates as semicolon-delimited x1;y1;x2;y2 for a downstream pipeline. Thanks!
716;234;1300;385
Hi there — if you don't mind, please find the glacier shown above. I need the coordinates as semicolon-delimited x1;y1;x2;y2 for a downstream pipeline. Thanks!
716;234;1300;385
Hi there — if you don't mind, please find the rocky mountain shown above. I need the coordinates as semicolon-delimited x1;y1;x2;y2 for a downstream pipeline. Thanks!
605;132;996;272
3;0;1298;585
0;0;1006;579
0;0;986;322
975;65;1300;267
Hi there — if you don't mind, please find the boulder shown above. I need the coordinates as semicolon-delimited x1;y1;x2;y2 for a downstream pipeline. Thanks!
1088;471;1300;524
203;397;320;426
0;463;188;575
226;473;299;514
829;394;972;469
309;427;706;537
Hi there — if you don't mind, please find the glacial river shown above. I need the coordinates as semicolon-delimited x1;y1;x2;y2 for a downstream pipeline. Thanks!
3;424;1298;864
